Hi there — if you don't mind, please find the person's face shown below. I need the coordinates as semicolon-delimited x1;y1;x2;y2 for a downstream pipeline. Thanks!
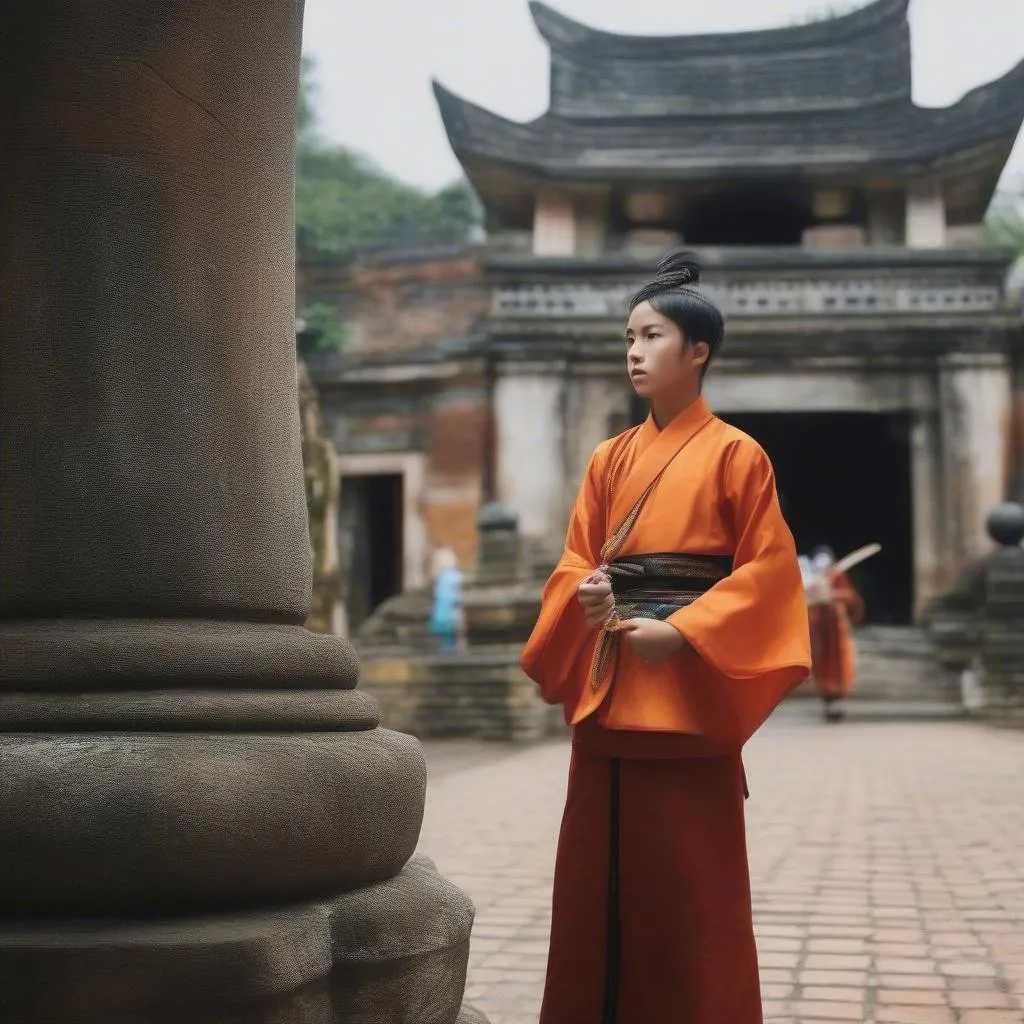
625;301;708;401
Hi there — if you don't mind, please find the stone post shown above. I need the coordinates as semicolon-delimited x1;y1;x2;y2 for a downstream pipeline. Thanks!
938;353;1013;572
928;504;1024;726
493;365;567;544
0;3;480;1021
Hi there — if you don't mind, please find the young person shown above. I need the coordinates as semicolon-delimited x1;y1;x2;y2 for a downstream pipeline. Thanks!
429;547;465;653
807;545;865;722
521;250;812;1024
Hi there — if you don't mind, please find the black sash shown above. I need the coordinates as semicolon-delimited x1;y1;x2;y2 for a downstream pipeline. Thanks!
606;551;732;621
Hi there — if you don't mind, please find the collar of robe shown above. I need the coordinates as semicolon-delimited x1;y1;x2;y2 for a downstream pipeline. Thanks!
608;395;715;531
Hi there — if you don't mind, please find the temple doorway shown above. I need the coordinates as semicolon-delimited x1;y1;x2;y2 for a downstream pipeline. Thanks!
340;473;404;631
720;412;914;624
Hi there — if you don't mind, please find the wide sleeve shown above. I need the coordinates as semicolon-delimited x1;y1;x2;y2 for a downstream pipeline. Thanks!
520;449;607;706
668;442;811;685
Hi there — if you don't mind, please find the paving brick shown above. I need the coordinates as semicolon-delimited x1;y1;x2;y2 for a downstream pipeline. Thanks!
802;987;866;1002
805;953;872;971
875;989;948;1006
792;1001;864;1020
808;938;869;954
948;991;1020;1010
877;957;941;974
959;1013;1024;1024
874;1009;956;1024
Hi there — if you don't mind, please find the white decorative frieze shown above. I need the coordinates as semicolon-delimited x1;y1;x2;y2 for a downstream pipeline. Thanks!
492;277;1003;319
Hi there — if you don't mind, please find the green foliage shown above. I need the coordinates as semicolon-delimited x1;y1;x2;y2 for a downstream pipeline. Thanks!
295;56;481;259
986;179;1024;257
297;301;349;356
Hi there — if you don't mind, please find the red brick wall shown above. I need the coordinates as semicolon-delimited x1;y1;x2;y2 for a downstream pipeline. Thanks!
298;251;491;359
301;250;496;576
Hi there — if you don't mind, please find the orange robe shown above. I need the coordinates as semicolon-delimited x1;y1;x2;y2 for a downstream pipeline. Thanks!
809;570;865;699
521;396;811;1024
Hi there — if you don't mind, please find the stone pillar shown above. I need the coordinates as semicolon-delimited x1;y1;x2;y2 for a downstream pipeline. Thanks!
533;190;576;256
1011;354;1024;504
494;366;567;544
910;410;945;615
0;3;479;1021
562;370;630;515
928;504;1024;725
905;180;946;248
474;503;523;585
939;353;1013;575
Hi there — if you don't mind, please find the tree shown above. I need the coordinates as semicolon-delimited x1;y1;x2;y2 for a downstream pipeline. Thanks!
986;177;1024;258
295;56;481;262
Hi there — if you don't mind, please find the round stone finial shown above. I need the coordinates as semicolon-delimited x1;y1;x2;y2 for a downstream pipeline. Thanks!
478;502;519;532
986;502;1024;548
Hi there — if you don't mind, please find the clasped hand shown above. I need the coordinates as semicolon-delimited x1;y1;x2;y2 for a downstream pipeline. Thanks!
577;572;688;664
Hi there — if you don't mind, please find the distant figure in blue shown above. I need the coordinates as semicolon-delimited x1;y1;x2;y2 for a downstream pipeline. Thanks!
429;547;464;653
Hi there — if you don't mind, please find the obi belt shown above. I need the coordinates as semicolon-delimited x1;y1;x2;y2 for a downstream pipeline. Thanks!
590;552;732;691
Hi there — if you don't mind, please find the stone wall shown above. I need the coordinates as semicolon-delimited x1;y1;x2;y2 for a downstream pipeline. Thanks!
359;651;567;744
300;250;493;573
298;249;490;359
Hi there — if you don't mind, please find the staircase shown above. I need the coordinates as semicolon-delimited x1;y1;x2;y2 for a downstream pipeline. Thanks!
792;625;963;712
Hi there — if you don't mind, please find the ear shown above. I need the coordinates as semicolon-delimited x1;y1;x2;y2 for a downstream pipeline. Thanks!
690;340;710;368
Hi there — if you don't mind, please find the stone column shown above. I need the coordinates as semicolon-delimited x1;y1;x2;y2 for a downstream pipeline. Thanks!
533;190;576;256
494;365;567;545
1011;353;1024;503
0;3;479;1021
938;353;1013;576
905;179;946;248
909;410;945;615
562;371;631;504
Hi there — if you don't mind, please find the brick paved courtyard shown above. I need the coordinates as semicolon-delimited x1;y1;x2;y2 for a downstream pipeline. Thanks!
417;709;1024;1024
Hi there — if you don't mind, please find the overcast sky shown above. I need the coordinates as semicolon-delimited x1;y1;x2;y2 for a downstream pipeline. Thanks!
301;0;1024;194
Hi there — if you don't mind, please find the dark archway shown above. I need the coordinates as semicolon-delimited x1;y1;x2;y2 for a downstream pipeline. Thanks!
341;473;404;629
628;399;914;623
719;412;914;624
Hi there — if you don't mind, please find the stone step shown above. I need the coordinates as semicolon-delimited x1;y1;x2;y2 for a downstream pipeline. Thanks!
794;625;962;705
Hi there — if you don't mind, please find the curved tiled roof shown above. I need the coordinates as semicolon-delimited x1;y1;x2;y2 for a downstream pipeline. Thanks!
534;0;912;116
528;0;910;59
433;1;1024;225
434;57;1024;179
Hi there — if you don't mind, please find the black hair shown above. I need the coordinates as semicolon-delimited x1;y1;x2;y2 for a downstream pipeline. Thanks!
628;249;724;375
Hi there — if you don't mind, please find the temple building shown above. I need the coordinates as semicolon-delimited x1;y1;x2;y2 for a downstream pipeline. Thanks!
300;0;1024;634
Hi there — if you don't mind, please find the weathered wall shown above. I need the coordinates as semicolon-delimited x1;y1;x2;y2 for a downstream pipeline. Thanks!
301;252;492;574
939;353;1014;576
1011;349;1024;503
298;251;490;358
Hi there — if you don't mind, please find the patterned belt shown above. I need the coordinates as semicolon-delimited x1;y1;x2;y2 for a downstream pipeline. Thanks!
606;552;732;621
589;552;732;691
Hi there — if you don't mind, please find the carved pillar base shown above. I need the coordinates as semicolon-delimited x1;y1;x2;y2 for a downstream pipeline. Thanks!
0;858;472;1024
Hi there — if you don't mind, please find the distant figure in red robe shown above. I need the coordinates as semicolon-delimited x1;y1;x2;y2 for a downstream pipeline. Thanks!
521;249;811;1024
806;545;865;722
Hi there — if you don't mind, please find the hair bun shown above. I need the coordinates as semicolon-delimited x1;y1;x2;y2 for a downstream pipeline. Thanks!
654;248;702;288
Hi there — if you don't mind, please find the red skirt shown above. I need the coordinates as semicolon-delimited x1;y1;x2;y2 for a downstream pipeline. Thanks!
540;740;762;1024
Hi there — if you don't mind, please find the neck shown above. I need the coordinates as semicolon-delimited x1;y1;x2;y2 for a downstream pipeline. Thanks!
651;388;702;429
